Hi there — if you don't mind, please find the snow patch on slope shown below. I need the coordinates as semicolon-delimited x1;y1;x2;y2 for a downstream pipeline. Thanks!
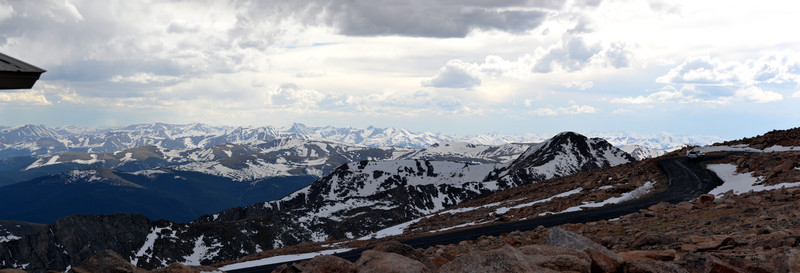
544;181;655;215
218;248;353;272
706;164;800;196
24;155;60;170
495;187;583;215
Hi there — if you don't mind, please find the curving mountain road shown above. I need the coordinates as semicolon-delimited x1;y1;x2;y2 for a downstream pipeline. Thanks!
228;156;724;273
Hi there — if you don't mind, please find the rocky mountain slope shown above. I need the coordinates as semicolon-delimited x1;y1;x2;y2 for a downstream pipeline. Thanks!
0;167;316;223
620;144;667;160
0;132;633;272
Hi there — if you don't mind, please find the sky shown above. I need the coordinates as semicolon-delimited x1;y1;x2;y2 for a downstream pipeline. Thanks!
1;0;799;139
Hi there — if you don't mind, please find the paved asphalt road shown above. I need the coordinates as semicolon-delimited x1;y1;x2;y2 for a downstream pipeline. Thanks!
229;156;723;273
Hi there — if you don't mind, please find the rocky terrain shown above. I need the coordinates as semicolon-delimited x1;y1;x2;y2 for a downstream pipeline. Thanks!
0;128;797;272
211;127;800;273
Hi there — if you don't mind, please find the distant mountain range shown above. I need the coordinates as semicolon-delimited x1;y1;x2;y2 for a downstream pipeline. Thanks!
0;138;529;223
0;122;721;224
0;123;723;158
0;131;637;271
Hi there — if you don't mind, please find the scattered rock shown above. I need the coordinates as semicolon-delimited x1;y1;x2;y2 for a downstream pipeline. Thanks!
356;250;430;273
618;250;677;261
430;255;451;269
519;244;591;273
647;202;671;212
70;249;147;273
679;253;745;273
773;160;795;173
151;263;223;273
624;259;689;273
372;241;435;271
584;248;621;273
270;263;303;273
439;245;553;273
788;249;800;273
676;201;694;211
301;255;355;273
544;228;623;263
631;233;676;248
698;194;715;203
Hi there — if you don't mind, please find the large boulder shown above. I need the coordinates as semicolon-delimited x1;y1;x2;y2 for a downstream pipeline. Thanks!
372;241;435;271
438;245;544;273
545;227;623;273
519;244;590;273
302;255;356;273
355;250;430;273
439;244;592;273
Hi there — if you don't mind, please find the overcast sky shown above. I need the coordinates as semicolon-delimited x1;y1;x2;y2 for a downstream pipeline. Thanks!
1;0;799;139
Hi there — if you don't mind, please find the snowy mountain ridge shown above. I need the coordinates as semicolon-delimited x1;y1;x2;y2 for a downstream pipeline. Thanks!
15;138;524;182
0;123;721;158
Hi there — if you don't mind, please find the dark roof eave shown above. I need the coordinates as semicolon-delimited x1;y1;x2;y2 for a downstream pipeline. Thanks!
0;71;45;89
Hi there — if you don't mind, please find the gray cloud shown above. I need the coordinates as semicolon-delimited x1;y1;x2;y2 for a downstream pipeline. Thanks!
422;60;482;89
326;1;550;38
533;35;601;73
166;21;199;33
603;42;630;68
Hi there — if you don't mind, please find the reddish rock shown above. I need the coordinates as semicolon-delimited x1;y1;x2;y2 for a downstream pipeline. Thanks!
545;227;624;272
676;201;694;211
303;255;356;273
439;245;547;273
504;236;520;246
755;230;794;249
774;160;795;173
631;233;676;248
430;255;451;269
648;202;671;212
699;194;715;203
371;241;435;271
270;263;303;273
70;249;147;273
686;235;729;251
519;244;591;273
0;269;28;273
356;250;430;273
618;250;677;262
679;253;745;273
788;249;800;273
624;259;688;273
585;248;621;273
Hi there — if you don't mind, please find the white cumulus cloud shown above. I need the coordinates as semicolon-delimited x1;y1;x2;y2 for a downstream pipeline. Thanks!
610;85;731;105
421;60;482;89
734;86;782;103
0;90;51;105
529;104;596;116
